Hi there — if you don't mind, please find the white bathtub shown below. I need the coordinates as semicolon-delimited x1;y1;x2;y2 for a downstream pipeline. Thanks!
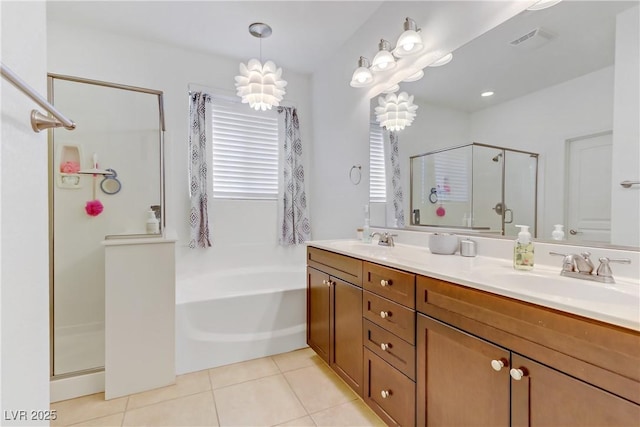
176;266;307;374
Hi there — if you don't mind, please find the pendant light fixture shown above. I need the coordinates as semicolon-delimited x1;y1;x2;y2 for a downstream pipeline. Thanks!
234;22;287;111
350;56;374;87
371;39;397;72
374;91;419;132
402;69;424;83
393;18;423;57
428;52;453;67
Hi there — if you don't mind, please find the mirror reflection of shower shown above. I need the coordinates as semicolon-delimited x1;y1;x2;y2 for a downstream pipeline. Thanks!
410;143;538;237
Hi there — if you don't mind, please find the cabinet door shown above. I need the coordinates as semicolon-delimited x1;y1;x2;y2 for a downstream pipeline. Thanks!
332;277;363;396
511;354;640;427
307;267;330;363
417;315;510;427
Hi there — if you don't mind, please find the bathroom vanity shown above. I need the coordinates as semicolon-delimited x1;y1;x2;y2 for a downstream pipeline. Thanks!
306;241;640;426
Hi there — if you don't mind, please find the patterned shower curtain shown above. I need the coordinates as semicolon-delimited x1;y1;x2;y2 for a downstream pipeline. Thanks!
188;92;212;248
388;130;406;227
277;107;311;245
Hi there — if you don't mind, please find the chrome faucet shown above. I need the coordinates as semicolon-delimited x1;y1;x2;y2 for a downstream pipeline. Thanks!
549;252;630;283
370;232;396;247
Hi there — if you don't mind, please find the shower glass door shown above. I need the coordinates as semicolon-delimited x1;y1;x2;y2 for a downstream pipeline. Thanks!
50;75;164;377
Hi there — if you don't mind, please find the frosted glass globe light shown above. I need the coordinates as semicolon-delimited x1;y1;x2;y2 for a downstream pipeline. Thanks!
374;91;419;132
235;58;287;111
371;40;397;72
350;56;373;87
393;18;423;57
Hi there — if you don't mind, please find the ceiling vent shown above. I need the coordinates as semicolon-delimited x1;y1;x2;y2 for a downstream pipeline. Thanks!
510;27;555;49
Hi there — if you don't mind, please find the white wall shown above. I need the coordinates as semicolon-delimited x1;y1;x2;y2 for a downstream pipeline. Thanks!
470;66;614;239
611;6;639;246
46;21;312;281
0;1;51;424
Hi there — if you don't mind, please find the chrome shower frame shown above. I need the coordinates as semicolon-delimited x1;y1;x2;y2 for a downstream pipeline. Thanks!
47;73;166;380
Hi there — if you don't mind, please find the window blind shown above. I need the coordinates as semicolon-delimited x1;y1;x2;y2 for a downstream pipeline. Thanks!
211;99;279;199
369;125;387;202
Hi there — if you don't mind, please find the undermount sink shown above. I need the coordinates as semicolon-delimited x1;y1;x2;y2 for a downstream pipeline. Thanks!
484;268;639;306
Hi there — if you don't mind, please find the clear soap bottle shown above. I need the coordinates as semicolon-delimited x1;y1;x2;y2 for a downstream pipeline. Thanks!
513;224;534;270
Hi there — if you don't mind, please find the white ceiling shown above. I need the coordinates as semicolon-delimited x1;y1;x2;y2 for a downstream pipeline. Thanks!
46;1;385;74
401;1;637;112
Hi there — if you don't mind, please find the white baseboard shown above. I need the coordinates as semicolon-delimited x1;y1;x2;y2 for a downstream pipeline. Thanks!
50;371;105;403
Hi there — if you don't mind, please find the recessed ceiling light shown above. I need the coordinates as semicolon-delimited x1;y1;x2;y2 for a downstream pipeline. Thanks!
481;91;494;97
527;0;562;11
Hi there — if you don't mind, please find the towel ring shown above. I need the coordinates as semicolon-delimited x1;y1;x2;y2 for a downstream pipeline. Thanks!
349;165;362;185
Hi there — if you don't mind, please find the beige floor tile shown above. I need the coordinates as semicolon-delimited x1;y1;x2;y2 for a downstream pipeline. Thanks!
51;393;128;427
284;363;357;414
273;415;317;426
272;347;323;373
213;374;306;426
122;391;218;426
310;400;386;427
69;412;124;426
208;356;280;389
127;370;211;410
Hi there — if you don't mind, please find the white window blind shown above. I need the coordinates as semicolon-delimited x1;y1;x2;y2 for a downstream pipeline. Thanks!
211;98;279;199
369;125;387;202
433;149;469;202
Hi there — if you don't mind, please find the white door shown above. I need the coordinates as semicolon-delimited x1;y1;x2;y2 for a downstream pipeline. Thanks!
566;132;612;243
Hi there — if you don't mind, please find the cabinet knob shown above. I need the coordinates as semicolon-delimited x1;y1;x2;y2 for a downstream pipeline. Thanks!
510;368;527;381
380;279;390;287
322;279;331;287
380;311;390;319
380;342;390;351
491;359;508;371
380;390;390;399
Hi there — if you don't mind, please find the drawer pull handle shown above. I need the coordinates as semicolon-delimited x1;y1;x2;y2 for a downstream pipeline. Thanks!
380;279;390;287
491;359;508;372
380;311;390;319
380;390;391;399
380;342;390;351
510;368;527;381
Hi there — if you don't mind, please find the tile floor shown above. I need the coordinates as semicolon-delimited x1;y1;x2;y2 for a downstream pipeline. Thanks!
51;348;386;427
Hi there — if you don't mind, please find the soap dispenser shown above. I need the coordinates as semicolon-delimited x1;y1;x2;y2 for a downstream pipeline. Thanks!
552;224;565;240
513;224;534;270
146;209;159;234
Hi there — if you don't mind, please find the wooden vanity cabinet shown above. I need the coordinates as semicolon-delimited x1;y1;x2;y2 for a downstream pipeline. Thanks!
416;275;640;427
307;248;363;396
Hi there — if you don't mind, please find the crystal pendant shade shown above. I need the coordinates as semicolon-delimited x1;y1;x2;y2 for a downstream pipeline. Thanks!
235;59;288;111
374;91;418;132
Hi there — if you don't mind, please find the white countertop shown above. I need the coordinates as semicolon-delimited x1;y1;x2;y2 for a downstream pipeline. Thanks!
308;239;640;332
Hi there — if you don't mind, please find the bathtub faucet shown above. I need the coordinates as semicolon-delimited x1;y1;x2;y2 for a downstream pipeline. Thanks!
370;232;396;247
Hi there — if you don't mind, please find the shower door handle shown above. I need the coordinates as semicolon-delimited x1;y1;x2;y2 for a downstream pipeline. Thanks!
504;208;513;224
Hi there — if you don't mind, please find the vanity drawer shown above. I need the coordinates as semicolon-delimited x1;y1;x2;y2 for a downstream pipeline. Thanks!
307;247;362;286
363;319;415;380
363;291;415;345
364;262;415;308
364;348;415;427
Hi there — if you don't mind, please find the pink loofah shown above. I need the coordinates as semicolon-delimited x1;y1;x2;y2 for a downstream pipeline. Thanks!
61;161;81;173
85;200;104;216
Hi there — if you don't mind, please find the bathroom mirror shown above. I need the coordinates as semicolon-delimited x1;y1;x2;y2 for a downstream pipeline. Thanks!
369;1;639;248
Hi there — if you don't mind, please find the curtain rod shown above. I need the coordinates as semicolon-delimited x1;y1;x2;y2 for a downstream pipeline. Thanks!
1;62;76;133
